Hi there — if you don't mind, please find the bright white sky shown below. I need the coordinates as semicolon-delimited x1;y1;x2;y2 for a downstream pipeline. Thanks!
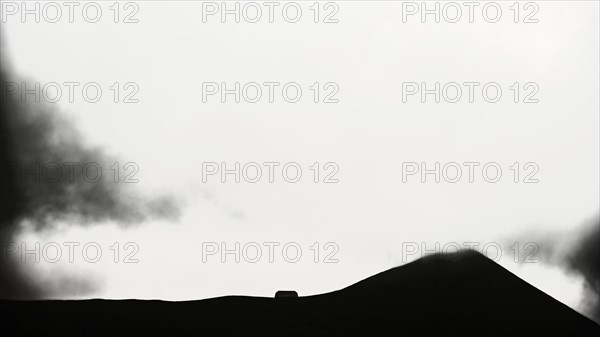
1;0;598;314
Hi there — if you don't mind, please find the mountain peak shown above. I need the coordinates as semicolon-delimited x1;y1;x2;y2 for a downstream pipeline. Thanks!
2;250;599;336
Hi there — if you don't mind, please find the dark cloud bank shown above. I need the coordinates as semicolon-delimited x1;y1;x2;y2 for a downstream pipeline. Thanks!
0;44;181;299
563;216;599;323
518;215;600;323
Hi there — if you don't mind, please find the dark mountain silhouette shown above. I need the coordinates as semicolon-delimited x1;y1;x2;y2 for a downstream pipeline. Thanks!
2;251;599;336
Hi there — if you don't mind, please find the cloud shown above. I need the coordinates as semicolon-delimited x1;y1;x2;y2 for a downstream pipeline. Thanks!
0;38;181;299
511;215;600;323
563;216;599;322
